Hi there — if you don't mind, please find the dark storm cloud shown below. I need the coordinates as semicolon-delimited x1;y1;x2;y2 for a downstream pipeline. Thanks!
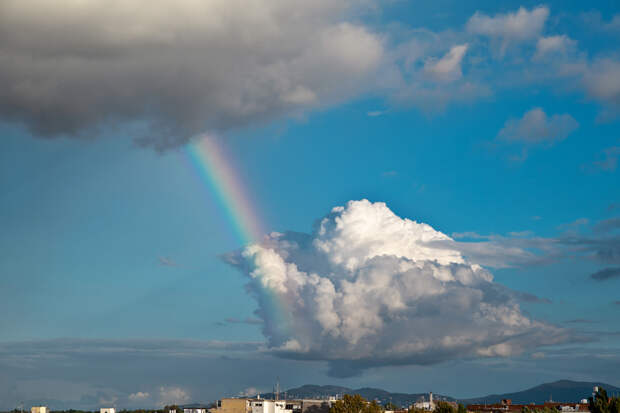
0;0;385;150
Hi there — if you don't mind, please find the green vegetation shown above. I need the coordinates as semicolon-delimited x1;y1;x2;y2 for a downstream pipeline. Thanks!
590;387;620;413
383;403;399;411
329;394;382;413
434;402;456;413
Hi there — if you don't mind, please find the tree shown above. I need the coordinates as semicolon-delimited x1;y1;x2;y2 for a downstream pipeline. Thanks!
457;404;466;413
330;395;384;413
590;388;610;413
434;402;456;413
384;403;399;411
331;395;370;413
367;401;382;413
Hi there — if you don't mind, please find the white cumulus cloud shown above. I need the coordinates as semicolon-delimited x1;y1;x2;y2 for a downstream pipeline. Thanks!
467;6;549;53
225;200;572;377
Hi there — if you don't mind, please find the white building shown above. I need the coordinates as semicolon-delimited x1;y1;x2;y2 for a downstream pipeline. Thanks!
31;407;48;413
412;393;435;411
184;409;207;413
101;408;116;413
251;400;293;413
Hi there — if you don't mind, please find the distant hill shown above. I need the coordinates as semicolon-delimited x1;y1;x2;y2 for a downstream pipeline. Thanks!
259;380;620;408
260;384;453;407
462;380;620;404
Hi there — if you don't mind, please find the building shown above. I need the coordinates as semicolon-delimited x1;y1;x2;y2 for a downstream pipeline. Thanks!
214;399;253;413
412;393;435;411
251;400;293;413
183;404;210;413
31;407;48;413
101;408;116;413
299;400;333;413
467;401;590;413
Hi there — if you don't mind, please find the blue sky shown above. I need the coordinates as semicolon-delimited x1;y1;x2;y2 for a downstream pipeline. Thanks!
0;0;619;409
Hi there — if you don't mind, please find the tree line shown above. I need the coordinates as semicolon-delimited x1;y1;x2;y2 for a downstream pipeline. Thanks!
329;394;467;413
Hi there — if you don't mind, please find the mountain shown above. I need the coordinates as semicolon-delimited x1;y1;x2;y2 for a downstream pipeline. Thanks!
260;380;620;407
462;380;620;404
260;384;453;407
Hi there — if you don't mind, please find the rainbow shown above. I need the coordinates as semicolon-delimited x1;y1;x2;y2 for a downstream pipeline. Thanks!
184;135;265;246
184;135;296;344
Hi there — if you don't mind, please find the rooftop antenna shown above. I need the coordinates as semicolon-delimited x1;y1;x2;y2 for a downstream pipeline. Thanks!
276;377;280;401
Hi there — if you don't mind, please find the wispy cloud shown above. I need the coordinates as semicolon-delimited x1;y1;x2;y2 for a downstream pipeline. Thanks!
591;146;620;172
158;256;178;267
564;319;596;324
495;108;578;161
590;267;620;281
367;110;388;117
222;317;263;325
442;216;620;269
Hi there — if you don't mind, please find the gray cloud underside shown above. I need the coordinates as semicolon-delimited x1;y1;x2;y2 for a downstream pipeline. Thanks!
1;2;619;148
1;338;618;410
0;338;264;364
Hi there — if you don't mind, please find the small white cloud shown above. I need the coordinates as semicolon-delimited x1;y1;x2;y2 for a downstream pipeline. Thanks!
531;352;546;359
367;110;387;117
497;107;578;145
424;44;468;82
582;59;620;109
158;257;178;267
381;170;398;177
239;387;260;397
158;386;189;406
467;6;549;53
129;391;151;401
535;35;575;57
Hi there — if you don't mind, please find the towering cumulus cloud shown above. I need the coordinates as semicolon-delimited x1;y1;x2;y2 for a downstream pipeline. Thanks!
226;200;570;377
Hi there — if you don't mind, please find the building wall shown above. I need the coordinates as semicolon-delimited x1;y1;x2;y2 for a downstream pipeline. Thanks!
31;406;48;413
101;408;116;413
300;400;332;413
215;398;252;413
184;409;207;413
251;400;292;413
